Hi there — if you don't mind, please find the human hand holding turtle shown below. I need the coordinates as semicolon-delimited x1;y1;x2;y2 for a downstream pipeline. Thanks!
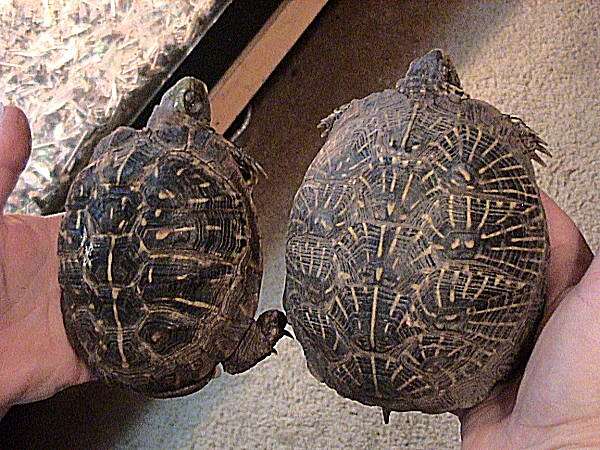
1;78;289;419
459;192;599;448
0;104;91;418
284;50;600;447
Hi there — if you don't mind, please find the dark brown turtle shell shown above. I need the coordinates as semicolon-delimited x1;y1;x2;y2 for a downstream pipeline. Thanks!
283;50;550;419
59;78;287;397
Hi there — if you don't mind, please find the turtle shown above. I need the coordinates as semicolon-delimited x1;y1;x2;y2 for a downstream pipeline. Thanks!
59;77;289;397
283;49;551;421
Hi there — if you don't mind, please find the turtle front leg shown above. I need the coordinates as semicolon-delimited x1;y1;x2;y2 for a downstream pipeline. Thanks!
318;102;352;139
222;310;290;374
464;98;551;166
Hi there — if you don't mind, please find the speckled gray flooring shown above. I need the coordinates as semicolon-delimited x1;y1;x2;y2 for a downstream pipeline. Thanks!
2;0;599;448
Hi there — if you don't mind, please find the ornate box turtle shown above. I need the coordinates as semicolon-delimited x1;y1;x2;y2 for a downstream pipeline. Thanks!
59;77;288;397
284;50;550;421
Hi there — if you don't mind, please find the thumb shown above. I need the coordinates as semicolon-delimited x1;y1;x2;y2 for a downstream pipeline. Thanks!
0;103;32;213
573;248;600;300
540;192;593;321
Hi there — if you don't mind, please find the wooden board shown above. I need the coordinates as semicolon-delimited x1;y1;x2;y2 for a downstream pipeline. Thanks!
209;0;329;133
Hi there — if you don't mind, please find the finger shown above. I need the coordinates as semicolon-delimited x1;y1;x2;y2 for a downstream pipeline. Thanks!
457;380;519;438
540;192;593;319
0;104;32;212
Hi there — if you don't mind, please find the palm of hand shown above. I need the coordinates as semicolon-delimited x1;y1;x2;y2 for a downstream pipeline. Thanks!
0;214;83;406
460;193;599;449
0;107;90;416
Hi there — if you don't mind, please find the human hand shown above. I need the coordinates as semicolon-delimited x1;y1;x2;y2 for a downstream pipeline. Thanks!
459;192;599;449
0;104;91;418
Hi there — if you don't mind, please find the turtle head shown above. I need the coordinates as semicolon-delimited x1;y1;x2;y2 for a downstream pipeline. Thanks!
151;77;211;127
397;49;462;91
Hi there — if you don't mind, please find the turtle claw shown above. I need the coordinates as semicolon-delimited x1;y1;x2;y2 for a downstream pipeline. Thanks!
212;365;222;379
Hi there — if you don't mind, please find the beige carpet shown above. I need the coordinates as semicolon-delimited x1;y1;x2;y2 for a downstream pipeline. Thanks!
1;1;598;449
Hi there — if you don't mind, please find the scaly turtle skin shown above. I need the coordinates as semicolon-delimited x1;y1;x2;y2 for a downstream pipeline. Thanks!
59;77;288;397
284;50;550;420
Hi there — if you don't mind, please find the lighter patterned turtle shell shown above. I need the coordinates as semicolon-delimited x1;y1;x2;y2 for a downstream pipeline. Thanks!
59;78;287;397
284;50;550;419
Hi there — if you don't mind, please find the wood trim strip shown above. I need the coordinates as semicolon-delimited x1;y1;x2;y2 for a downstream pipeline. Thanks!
209;0;329;133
